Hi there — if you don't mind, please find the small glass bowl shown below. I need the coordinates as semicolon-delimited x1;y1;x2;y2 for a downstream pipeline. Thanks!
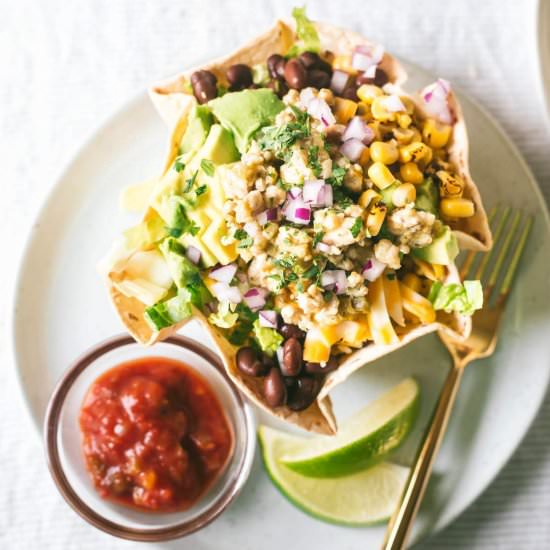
44;334;256;541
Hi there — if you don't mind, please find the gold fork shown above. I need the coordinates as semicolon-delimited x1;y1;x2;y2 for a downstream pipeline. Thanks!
382;206;533;550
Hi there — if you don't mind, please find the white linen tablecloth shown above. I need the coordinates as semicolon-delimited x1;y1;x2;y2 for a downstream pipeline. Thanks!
1;0;549;548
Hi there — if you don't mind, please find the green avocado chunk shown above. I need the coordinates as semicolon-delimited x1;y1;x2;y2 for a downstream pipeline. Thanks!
252;319;284;356
415;177;439;215
379;183;400;210
412;225;459;266
209;89;285;153
180;105;213;159
194;123;240;165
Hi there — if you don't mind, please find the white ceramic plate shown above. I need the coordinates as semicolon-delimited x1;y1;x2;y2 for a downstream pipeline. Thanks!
538;0;550;127
11;61;550;548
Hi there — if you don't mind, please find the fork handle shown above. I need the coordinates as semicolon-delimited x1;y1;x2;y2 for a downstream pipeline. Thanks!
381;364;465;550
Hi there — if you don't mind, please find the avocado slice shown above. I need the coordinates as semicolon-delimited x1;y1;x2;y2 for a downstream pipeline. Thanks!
412;225;459;266
209;89;285;153
415;177;439;215
179;105;213;159
193;123;240;166
379;183;400;210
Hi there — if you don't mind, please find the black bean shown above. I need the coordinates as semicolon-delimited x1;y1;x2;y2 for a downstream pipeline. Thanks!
226;63;253;91
191;70;218;104
287;376;321;411
316;58;333;75
280;324;305;340
284;58;307;89
262;353;276;370
305;357;339;375
264;368;287;407
236;347;266;377
356;67;389;88
298;51;320;69
267;54;286;79
308;69;331;89
281;338;302;377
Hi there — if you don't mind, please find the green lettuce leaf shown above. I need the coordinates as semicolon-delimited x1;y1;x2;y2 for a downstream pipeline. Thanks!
144;289;194;331
287;6;320;56
252;319;284;356
208;301;239;328
428;280;483;316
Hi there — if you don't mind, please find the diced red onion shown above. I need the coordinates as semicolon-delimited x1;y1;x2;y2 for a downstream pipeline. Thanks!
185;245;201;265
322;184;333;207
330;70;350;94
236;271;248;284
299;88;316;108
352;44;384;71
303;179;325;205
285;199;311;225
340;138;366;162
307;97;336;127
384;94;406;112
210;263;237;283
362;257;386;282
342;116;375;145
421;79;453;124
316;241;331;253
364;64;377;78
256;207;279;225
289;187;302;200
355;43;385;63
321;269;347;294
259;310;278;329
211;282;242;304
244;221;258;237
276;346;284;367
243;287;268;310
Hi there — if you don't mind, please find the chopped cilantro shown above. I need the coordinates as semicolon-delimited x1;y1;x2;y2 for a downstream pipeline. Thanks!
184;171;198;193
274;255;296;269
195;184;207;196
326;166;346;187
308;146;322;177
323;290;334;302
200;159;215;177
302;264;320;280
286;272;298;282
350;217;363;238
386;272;396;281
313;231;324;248
174;158;185;173
237;236;253;248
234;228;253;248
234;228;248;240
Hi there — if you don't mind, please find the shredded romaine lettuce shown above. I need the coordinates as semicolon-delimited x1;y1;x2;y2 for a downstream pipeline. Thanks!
287;6;320;56
144;289;194;331
428;280;483;316
209;301;239;328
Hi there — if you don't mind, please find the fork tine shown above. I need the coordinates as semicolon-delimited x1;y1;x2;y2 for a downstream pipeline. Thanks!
499;215;533;298
485;210;522;299
474;206;510;281
459;206;498;280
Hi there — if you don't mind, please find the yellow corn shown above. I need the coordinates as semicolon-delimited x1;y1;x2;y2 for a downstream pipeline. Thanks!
402;273;422;293
423;118;452;149
334;97;358;124
396;113;412;129
332;55;356;74
392;183;417;207
399;162;424;184
400;96;416;115
440;198;475;218
432;148;448;163
399;142;433;164
366;202;387;236
358;189;381;209
410;128;422;143
393;127;416;145
370;141;399;164
371;96;396;122
357;84;383;104
437;170;464;198
358;146;371;168
356;101;371;118
368;162;397;189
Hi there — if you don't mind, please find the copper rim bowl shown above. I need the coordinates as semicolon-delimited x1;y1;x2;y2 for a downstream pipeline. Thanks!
44;334;256;542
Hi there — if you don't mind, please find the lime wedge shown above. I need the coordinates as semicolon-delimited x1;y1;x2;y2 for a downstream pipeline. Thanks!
259;425;410;525
281;377;420;477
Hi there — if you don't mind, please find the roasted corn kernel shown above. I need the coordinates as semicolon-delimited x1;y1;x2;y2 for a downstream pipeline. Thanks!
400;96;416;115
440;198;475;218
399;142;433;164
359;188;381;209
371;96;396;122
370;141;399;164
368;162;397;189
399;162;424;184
366;202;387;236
357;84;383;104
393;127;416;145
396;113;412;129
423;118;452;149
437;170;464;198
410;128;422;143
392;183;417;207
332;55;356;73
334;97;358;124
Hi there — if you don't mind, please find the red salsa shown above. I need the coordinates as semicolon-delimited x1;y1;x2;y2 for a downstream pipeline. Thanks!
79;357;233;512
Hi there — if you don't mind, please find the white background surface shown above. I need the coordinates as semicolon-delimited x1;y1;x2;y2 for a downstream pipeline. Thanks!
1;0;550;548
